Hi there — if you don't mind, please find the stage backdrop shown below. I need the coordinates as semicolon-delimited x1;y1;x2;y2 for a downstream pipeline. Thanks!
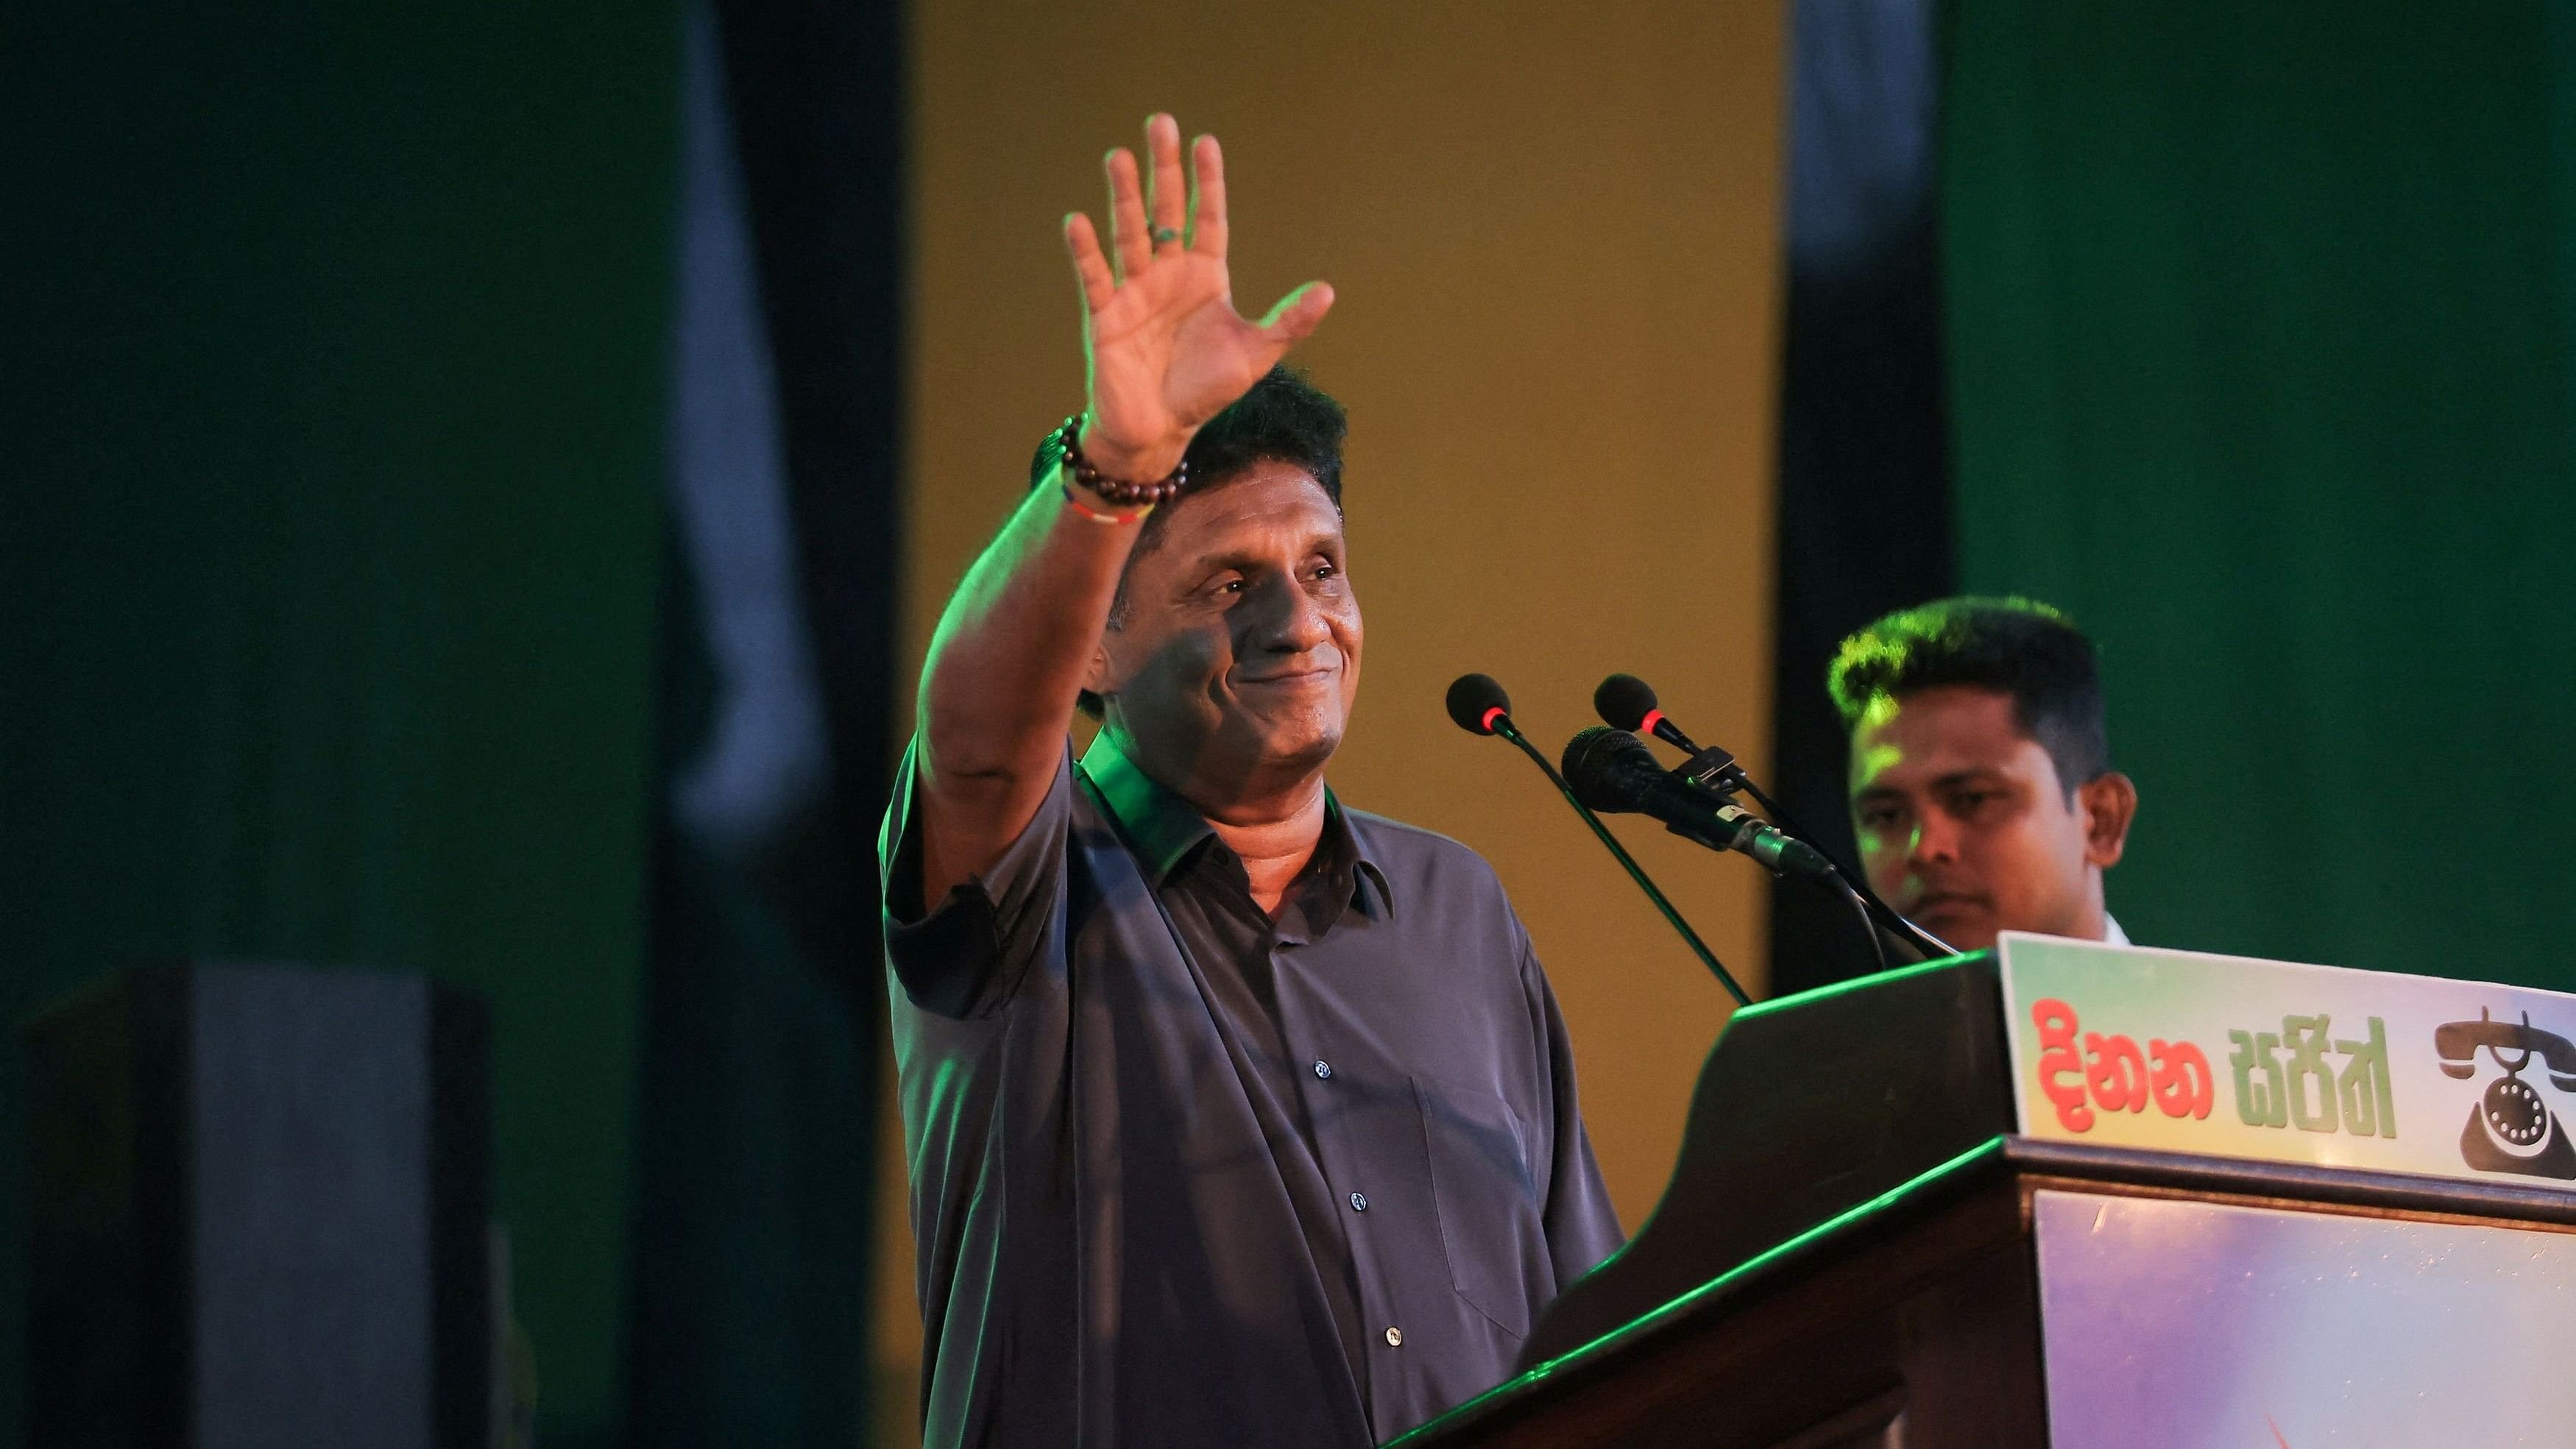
0;4;679;1443
1943;0;2576;993
891;0;1793;1431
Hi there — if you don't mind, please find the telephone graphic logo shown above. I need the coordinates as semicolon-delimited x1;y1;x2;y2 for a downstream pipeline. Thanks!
2433;1008;2576;1179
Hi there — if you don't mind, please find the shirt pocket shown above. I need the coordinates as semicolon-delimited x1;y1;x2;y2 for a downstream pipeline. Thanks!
1412;1074;1546;1339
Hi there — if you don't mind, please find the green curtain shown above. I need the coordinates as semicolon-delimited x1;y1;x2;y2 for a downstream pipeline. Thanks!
1;4;679;1442
1942;1;2576;988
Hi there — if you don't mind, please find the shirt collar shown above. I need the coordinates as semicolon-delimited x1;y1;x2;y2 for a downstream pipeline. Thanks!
1080;729;1217;884
1078;729;1395;916
2101;913;2131;947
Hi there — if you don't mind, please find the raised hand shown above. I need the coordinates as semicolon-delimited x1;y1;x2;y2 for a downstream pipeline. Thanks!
1064;114;1334;481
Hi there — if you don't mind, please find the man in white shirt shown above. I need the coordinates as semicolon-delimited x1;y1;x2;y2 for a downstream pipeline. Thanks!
1832;597;2138;953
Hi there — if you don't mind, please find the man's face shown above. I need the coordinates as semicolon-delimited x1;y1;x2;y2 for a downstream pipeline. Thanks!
1091;459;1361;812
1847;684;2131;952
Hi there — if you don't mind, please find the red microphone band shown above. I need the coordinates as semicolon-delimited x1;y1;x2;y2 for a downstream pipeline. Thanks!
1641;708;1666;736
1479;706;1506;734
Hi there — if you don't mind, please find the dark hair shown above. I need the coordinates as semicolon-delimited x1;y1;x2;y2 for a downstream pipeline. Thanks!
1827;595;2109;793
1076;366;1348;718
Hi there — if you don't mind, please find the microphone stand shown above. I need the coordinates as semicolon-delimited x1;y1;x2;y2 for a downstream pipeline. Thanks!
1490;716;1752;1007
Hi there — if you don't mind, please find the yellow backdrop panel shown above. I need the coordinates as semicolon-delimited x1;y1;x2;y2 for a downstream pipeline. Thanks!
887;1;1786;1432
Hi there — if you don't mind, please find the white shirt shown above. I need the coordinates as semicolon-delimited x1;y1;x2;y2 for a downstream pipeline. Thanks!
2100;914;2130;946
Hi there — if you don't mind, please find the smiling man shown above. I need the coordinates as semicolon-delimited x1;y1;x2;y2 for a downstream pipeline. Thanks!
1831;597;2140;954
880;116;1621;1448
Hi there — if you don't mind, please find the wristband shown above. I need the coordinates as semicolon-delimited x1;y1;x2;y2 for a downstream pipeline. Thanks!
1058;479;1151;525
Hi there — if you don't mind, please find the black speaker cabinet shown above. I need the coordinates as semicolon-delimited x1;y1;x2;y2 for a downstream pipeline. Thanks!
26;964;491;1448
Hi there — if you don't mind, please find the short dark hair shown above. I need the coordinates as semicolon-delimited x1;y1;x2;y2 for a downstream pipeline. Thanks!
1076;366;1348;719
1827;596;2109;793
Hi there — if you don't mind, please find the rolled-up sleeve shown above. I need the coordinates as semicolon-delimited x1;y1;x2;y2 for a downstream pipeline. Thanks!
878;737;1074;1019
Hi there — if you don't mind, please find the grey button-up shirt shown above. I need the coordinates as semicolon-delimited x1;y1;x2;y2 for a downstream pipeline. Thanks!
881;730;1623;1448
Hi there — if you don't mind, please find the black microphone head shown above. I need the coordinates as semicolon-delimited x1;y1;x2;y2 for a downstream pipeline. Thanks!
1446;673;1512;736
1560;725;1669;813
1594;673;1660;732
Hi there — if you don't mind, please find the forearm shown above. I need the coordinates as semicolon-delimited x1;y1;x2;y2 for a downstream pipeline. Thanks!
919;464;1137;784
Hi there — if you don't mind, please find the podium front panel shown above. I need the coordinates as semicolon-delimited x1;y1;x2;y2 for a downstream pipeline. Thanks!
2034;1188;2576;1448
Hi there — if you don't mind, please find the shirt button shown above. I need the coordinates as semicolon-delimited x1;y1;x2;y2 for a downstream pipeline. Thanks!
1384;1327;1404;1347
1313;1060;1334;1080
1349;1191;1369;1212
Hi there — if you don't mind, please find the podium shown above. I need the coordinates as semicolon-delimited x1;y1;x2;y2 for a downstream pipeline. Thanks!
1393;935;2576;1448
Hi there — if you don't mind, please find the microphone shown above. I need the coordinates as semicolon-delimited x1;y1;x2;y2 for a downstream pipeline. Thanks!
1588;673;1956;964
1445;675;1751;1006
1445;672;1514;737
1561;726;1836;879
1596;672;1746;791
1596;672;1695;751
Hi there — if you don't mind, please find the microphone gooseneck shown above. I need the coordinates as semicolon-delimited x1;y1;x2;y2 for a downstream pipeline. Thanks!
1445;676;1752;1007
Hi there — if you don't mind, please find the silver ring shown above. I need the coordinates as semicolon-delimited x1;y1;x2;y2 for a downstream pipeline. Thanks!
1151;226;1180;246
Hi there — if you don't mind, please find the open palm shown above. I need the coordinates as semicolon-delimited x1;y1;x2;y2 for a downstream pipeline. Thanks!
1064;115;1334;478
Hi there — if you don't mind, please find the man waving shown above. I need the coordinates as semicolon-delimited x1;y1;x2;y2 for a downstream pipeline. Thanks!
880;114;1622;1446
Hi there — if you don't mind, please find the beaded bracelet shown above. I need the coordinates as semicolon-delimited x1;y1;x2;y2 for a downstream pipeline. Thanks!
1044;414;1191;508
